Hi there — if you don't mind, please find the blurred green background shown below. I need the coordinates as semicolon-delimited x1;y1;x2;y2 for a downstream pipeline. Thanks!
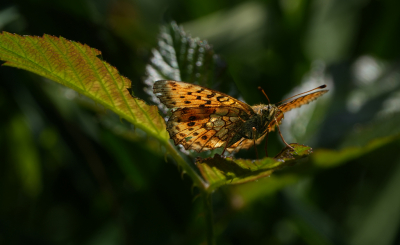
1;0;400;244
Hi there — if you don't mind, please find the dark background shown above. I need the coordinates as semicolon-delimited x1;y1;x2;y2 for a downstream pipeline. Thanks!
1;0;400;244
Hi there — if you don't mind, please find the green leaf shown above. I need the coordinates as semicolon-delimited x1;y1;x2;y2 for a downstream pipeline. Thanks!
144;21;226;113
196;144;312;191
312;133;400;168
0;32;168;142
150;21;220;85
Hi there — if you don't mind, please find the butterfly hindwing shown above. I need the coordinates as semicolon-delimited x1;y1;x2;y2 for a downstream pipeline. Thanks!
167;107;247;152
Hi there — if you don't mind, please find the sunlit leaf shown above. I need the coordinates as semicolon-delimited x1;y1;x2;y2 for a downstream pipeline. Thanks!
0;32;168;142
196;144;312;191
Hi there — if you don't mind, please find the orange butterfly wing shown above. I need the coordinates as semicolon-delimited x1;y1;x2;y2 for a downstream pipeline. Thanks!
277;90;328;114
153;80;254;152
153;80;253;111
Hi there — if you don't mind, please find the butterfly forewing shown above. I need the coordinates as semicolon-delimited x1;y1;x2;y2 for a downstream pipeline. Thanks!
277;90;328;114
153;80;253;113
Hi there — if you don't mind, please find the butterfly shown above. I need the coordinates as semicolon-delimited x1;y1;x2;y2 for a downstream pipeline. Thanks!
153;80;328;155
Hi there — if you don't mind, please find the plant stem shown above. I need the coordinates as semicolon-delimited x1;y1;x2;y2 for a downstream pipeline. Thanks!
164;142;214;243
164;142;209;190
202;191;215;245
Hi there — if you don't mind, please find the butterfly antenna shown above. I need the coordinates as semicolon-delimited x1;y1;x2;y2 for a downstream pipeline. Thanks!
276;84;327;105
258;86;271;104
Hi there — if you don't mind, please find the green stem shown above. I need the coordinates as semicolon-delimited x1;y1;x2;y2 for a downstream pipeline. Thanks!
164;141;209;190
164;142;214;243
202;191;215;245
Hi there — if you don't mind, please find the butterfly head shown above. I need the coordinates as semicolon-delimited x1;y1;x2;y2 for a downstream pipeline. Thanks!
251;104;279;137
260;104;277;121
252;104;278;120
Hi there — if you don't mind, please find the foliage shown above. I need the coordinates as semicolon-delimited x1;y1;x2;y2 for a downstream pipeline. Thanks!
0;25;311;195
197;144;312;191
0;23;315;244
0;32;168;142
1;0;400;244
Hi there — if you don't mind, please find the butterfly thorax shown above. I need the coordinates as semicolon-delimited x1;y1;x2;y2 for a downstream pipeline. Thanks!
241;104;278;139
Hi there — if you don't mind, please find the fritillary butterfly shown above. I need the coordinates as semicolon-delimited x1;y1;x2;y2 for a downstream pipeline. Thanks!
153;80;328;153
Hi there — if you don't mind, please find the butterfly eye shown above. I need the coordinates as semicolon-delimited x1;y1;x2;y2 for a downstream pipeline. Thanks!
261;109;269;117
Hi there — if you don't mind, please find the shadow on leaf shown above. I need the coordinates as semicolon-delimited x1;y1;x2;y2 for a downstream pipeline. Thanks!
196;143;313;191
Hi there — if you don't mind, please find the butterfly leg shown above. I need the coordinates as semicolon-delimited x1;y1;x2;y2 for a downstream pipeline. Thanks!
275;119;294;150
264;131;269;157
221;133;238;155
221;133;240;155
252;127;259;159
221;142;229;155
221;123;246;155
